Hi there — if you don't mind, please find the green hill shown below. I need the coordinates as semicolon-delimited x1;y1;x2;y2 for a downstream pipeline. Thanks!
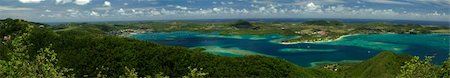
341;52;412;78
231;20;254;28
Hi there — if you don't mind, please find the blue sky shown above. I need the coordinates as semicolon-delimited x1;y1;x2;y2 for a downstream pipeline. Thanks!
0;0;449;22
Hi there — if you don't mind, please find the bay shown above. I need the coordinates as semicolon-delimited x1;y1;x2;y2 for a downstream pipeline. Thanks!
131;31;450;67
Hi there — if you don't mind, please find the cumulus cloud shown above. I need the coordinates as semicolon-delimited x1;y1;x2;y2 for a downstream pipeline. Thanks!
18;0;44;3
45;9;51;12
175;6;188;10
0;6;32;11
90;11;99;16
295;0;345;5
35;4;448;22
364;0;412;5
118;8;125;13
56;0;72;4
251;0;273;4
74;0;91;5
56;0;92;5
6;0;450;22
104;1;111;7
304;2;321;12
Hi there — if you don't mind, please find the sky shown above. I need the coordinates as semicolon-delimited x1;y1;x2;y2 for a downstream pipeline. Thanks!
0;0;449;22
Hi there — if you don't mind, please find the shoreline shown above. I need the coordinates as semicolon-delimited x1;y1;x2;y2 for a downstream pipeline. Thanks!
279;34;359;45
278;33;449;45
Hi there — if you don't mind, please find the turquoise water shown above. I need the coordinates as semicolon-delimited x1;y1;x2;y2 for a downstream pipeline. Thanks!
131;31;450;67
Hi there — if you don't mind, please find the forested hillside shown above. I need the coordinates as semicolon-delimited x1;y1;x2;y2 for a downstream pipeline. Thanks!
0;19;448;77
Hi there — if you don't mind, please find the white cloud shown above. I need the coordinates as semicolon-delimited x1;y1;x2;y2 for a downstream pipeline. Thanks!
104;1;111;7
364;0;412;5
74;0;91;5
258;7;266;11
325;5;350;12
56;0;72;4
55;0;90;5
213;8;222;11
12;0;448;22
90;11;99;16
175;6;188;10
0;6;32;11
35;5;448;22
45;9;52;12
305;2;321;11
63;9;82;17
118;8;125;13
18;0;44;3
66;9;74;12
251;0;273;4
295;0;345;5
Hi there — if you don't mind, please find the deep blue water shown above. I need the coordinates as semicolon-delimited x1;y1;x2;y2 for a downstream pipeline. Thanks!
131;31;450;67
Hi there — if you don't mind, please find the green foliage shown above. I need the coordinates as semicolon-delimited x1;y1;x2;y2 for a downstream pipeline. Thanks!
0;25;35;77
440;57;450;78
95;66;109;78
341;52;412;78
122;67;138;78
399;56;439;78
0;18;28;37
153;72;169;78
182;67;208;78
0;24;73;78
440;55;450;78
303;20;343;26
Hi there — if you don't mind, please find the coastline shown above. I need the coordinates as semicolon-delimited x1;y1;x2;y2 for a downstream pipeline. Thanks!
279;34;359;45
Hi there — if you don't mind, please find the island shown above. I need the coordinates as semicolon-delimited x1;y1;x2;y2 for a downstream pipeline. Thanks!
49;19;449;44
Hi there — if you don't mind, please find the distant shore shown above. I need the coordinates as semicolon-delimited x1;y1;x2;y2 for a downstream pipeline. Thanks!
280;34;359;44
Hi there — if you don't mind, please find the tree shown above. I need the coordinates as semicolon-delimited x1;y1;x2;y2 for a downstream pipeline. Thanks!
398;56;438;78
0;25;73;78
439;54;450;78
121;67;138;78
182;66;208;78
118;66;205;78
